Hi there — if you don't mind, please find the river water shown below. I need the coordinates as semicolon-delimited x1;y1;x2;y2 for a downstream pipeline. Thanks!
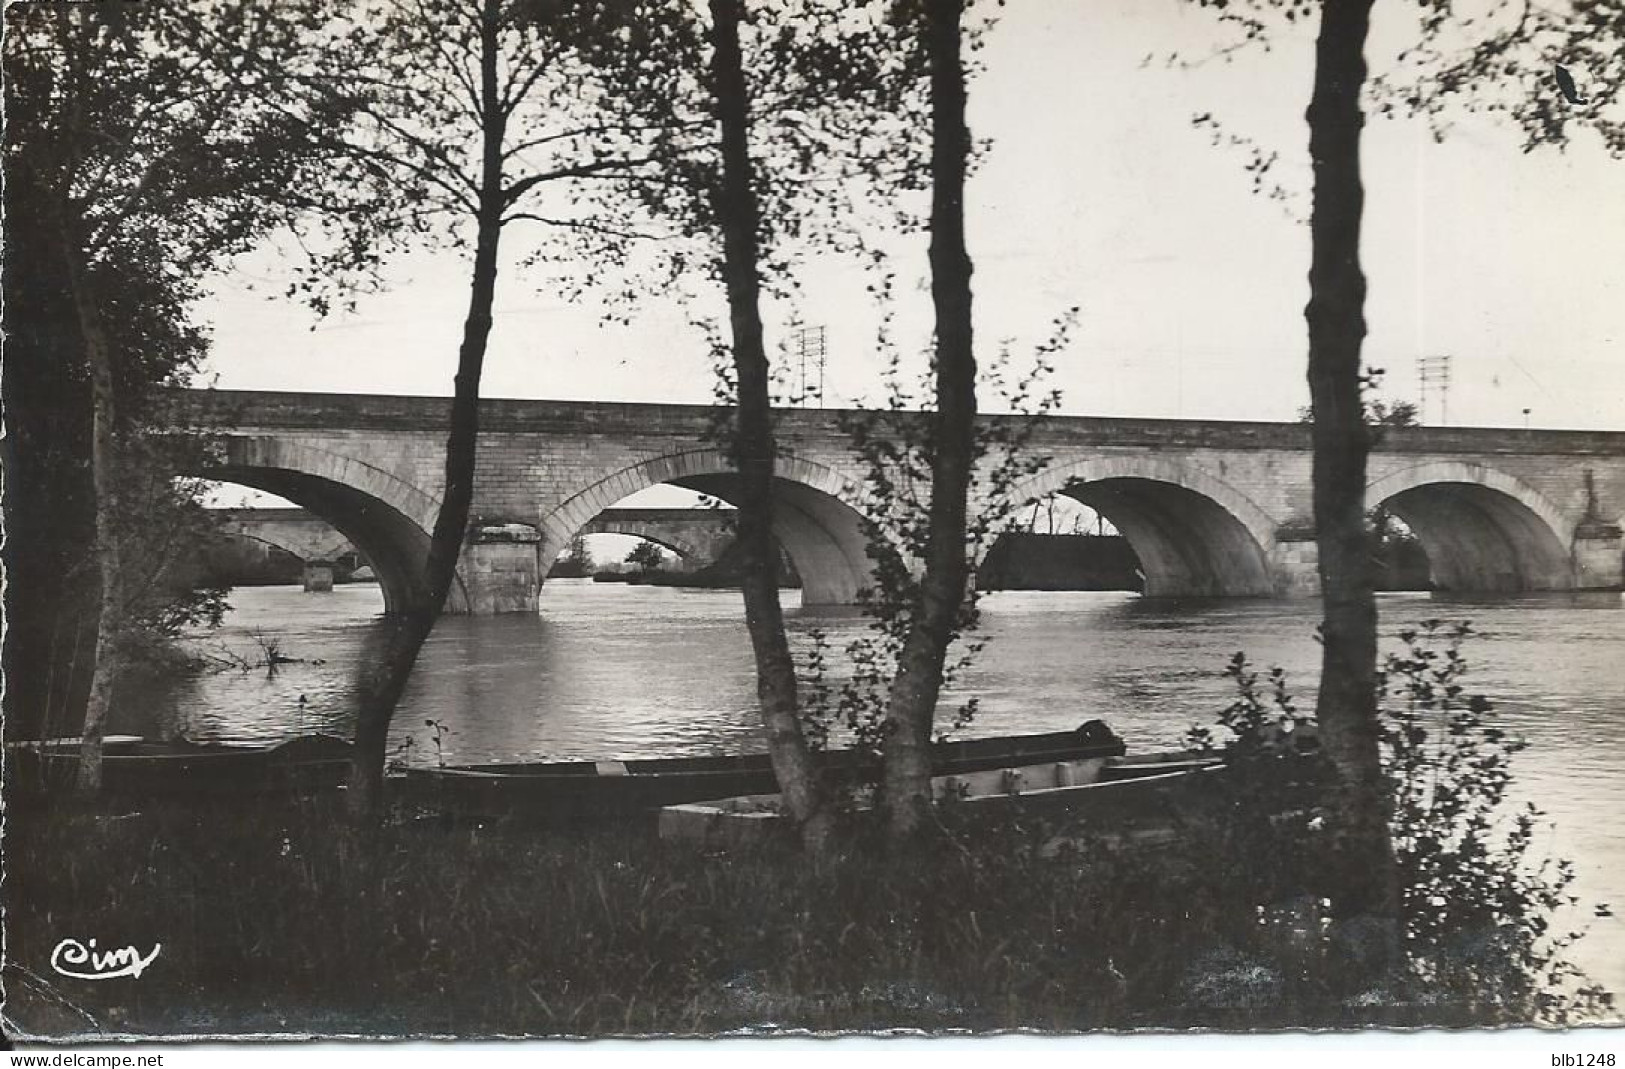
137;580;1625;998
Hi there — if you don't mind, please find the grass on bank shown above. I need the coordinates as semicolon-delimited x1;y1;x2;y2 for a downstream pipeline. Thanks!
4;770;1610;1040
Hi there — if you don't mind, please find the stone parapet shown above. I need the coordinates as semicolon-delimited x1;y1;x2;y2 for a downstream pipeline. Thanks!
157;388;1625;615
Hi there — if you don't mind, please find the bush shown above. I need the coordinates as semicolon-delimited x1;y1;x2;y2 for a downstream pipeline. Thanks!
1382;622;1612;1022
1189;622;1614;1025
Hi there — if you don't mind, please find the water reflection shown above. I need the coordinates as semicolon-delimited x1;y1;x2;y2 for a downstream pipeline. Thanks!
148;582;1625;768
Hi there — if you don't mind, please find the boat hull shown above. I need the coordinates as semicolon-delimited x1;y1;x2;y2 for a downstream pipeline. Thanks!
657;755;1227;850
658;750;1323;852
400;722;1128;822
5;734;354;800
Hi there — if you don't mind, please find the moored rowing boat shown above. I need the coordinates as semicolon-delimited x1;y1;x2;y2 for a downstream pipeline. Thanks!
399;721;1129;821
658;752;1236;850
5;733;354;799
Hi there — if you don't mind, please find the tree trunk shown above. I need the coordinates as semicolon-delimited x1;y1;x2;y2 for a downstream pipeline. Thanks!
346;5;505;823
61;235;122;794
706;0;832;854
881;0;977;839
1304;0;1399;970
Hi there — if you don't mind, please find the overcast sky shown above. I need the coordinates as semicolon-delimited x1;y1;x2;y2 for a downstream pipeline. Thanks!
199;0;1625;432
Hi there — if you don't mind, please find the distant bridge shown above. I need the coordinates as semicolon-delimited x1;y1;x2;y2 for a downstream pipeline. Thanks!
167;389;1625;614
579;507;737;572
213;506;357;563
211;506;362;591
218;505;743;583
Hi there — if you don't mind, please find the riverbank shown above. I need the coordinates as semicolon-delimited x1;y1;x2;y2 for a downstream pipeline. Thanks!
7;784;1612;1039
96;585;1625;1002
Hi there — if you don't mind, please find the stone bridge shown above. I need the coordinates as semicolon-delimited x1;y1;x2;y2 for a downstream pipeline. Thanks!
221;504;742;581
211;506;362;591
161;389;1625;615
579;507;738;572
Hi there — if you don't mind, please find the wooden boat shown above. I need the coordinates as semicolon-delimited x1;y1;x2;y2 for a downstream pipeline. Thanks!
658;751;1231;850
399;720;1128;821
5;733;354;799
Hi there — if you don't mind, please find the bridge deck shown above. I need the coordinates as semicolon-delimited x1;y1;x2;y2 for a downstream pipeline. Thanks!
161;388;1625;456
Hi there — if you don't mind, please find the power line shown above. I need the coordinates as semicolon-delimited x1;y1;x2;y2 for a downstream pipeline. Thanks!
1417;354;1452;426
1504;352;1552;398
790;324;826;408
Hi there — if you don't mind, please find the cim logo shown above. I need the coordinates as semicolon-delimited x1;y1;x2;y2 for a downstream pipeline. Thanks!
50;937;162;981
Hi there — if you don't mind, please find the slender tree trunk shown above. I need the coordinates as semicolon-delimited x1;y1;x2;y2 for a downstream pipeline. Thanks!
881;0;977;839
61;234;122;793
1304;0;1399;970
346;6;505;823
706;0;832;854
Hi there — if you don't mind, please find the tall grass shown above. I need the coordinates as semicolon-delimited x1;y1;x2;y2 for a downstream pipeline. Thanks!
3;778;1608;1040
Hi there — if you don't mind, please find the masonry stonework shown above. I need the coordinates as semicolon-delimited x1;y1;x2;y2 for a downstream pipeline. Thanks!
165;390;1625;615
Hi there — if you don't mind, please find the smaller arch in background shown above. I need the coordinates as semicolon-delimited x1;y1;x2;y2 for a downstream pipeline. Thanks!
541;450;880;606
216;516;357;566
580;519;710;565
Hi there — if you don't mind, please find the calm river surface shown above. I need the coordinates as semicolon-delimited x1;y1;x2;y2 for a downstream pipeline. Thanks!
138;580;1625;997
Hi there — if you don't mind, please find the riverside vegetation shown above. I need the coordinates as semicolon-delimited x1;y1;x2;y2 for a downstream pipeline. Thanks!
6;626;1611;1038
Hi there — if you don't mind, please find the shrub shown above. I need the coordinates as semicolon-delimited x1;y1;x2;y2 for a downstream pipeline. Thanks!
1382;621;1612;1023
1191;622;1614;1024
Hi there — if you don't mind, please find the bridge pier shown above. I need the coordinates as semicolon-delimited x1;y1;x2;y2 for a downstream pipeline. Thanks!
1573;519;1623;590
455;524;543;615
1271;528;1321;597
302;562;336;593
1264;520;1623;598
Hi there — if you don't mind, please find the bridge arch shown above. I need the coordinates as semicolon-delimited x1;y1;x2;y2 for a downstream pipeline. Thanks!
217;511;361;567
582;518;712;564
193;436;469;613
1367;461;1575;592
1006;457;1277;597
541;449;879;605
591;528;703;564
226;530;360;569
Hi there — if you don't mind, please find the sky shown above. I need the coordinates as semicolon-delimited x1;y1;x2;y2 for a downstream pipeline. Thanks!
198;0;1625;433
